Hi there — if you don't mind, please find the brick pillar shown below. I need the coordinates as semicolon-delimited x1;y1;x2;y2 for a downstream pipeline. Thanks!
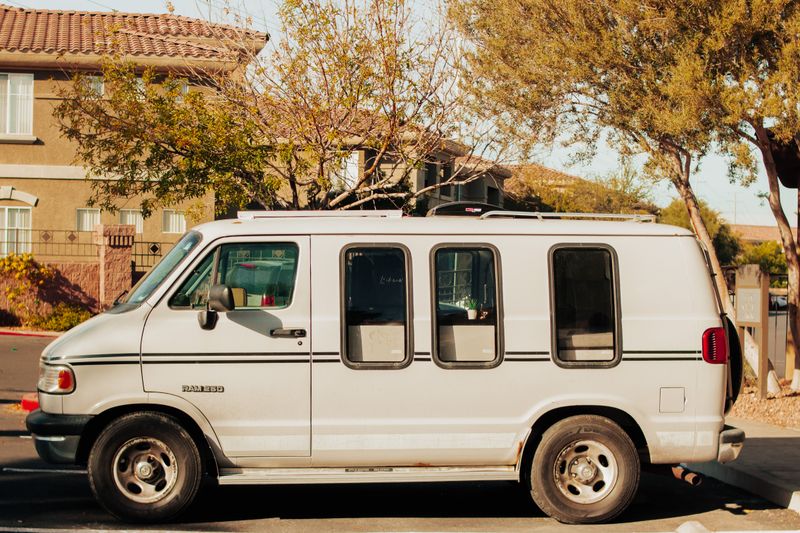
93;224;135;309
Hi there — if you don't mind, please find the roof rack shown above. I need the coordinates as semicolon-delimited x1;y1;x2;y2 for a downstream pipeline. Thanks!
479;211;656;223
237;210;403;220
426;201;504;217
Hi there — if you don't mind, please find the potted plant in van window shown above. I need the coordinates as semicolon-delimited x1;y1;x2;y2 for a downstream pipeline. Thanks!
466;298;478;320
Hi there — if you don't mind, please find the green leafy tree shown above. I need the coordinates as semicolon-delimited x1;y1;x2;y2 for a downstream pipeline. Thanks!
659;199;742;266
451;0;730;305
56;0;500;215
738;241;788;278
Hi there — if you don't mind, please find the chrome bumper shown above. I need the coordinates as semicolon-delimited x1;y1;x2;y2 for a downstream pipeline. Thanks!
718;425;745;464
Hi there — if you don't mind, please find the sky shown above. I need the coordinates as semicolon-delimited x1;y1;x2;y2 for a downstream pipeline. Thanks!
16;0;800;228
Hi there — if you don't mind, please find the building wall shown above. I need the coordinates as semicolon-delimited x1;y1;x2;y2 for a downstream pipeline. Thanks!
0;68;215;257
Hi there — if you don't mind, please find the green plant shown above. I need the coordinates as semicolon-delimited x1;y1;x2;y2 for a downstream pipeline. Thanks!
0;253;54;321
465;298;478;310
29;303;92;331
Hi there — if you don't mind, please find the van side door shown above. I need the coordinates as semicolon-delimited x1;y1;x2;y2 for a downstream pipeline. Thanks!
141;236;311;458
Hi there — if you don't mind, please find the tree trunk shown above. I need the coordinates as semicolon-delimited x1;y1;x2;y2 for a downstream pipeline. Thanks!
674;173;782;393
754;127;800;390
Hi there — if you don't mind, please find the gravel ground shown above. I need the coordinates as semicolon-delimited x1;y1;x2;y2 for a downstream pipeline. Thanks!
730;382;800;428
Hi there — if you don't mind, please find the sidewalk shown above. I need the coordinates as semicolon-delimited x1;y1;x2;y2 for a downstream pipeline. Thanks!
690;416;800;513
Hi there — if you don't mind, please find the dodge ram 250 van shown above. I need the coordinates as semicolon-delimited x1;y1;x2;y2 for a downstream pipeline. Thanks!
26;208;744;524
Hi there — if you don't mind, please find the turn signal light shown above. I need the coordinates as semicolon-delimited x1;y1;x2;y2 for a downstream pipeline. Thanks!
702;327;728;364
38;363;76;394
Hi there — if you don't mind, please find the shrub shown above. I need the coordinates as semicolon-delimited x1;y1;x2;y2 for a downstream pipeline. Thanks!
0;308;20;327
28;303;92;331
0;253;54;322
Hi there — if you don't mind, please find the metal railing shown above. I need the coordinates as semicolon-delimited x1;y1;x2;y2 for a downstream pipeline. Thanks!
0;229;96;259
132;239;176;272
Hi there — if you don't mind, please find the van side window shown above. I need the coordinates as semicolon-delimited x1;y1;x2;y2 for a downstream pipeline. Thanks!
551;246;620;365
169;251;215;308
171;242;299;309
217;243;299;309
342;246;411;367
432;246;500;367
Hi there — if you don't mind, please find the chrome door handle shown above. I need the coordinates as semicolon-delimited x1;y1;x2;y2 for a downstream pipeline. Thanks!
270;328;307;338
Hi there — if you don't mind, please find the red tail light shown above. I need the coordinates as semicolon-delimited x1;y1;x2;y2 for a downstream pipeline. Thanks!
57;369;73;391
702;327;728;364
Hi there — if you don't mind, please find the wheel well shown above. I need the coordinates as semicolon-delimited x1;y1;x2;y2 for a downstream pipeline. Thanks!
75;404;218;478
518;406;650;485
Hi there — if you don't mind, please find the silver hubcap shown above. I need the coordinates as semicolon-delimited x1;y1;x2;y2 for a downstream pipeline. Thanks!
553;439;618;504
112;437;178;504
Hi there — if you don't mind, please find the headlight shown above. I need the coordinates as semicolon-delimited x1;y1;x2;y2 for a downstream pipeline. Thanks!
38;363;75;394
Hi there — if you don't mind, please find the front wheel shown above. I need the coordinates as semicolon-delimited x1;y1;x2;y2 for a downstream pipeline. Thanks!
88;412;202;523
530;415;640;524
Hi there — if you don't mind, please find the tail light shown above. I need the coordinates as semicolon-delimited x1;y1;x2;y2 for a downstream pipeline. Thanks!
38;363;75;394
702;327;728;364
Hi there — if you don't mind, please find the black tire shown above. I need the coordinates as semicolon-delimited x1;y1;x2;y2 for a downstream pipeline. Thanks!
88;412;202;523
530;415;639;524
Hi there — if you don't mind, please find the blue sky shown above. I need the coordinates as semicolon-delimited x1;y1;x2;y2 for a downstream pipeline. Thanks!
17;0;800;227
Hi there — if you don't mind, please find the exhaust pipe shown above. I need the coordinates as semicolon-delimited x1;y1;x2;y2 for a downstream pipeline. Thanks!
671;465;703;486
644;464;704;486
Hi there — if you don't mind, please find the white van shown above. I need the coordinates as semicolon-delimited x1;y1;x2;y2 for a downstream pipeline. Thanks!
26;208;744;524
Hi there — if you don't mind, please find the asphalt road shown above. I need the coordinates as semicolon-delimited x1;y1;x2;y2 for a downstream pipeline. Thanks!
2;334;800;532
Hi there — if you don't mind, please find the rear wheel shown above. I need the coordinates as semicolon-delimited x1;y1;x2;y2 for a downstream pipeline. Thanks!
88;412;202;523
530;415;639;524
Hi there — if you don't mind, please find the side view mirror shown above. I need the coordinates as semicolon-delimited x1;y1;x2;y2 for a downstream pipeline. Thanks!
208;284;235;312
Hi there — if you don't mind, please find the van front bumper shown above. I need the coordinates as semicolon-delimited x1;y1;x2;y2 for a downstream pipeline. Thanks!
718;425;745;464
25;410;94;464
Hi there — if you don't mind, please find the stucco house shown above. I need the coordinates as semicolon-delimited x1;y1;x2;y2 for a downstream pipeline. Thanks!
0;4;267;268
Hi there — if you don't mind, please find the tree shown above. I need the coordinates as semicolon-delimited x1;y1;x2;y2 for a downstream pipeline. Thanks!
694;2;800;385
451;0;730;306
506;164;658;215
738;241;789;282
56;0;501;215
659;199;742;266
451;0;784;389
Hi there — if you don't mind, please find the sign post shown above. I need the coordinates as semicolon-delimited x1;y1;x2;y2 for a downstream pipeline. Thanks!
735;265;771;399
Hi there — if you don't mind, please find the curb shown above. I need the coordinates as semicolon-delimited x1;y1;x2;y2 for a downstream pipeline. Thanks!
0;329;61;338
689;460;800;514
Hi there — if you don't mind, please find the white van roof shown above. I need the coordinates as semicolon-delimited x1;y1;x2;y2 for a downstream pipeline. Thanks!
191;211;694;239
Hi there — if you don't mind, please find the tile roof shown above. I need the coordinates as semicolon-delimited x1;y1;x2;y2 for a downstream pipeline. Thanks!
0;4;267;61
510;162;584;190
730;224;798;243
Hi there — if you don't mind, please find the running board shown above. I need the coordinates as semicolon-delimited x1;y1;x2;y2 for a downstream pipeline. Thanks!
218;465;519;485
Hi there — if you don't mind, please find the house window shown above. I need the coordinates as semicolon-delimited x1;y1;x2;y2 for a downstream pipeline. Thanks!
335;151;360;189
119;209;143;234
342;246;411;368
76;208;100;232
86;75;104;96
432;245;501;367
440;163;453;198
550;246;621;366
487;186;500;206
424;162;438;189
162;210;186;234
176;81;189;102
0;73;33;135
0;206;32;255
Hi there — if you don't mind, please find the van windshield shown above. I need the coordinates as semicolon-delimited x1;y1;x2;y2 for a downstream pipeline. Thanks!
120;231;202;307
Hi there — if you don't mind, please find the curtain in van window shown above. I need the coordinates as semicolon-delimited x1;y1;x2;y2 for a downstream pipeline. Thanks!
552;248;616;362
343;247;407;364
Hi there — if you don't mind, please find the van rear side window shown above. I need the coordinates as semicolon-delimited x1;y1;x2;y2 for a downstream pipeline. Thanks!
432;245;501;368
342;246;412;368
550;246;621;366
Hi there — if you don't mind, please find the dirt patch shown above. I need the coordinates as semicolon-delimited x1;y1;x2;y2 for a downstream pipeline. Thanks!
730;383;800;429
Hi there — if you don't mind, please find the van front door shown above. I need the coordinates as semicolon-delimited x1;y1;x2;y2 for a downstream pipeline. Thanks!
141;236;311;457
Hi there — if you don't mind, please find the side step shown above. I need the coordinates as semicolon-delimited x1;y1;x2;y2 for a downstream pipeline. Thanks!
218;465;519;485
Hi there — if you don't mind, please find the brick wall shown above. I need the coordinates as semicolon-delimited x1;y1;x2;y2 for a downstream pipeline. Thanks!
0;224;134;323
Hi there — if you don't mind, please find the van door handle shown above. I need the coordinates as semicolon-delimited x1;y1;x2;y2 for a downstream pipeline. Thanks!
270;328;307;338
